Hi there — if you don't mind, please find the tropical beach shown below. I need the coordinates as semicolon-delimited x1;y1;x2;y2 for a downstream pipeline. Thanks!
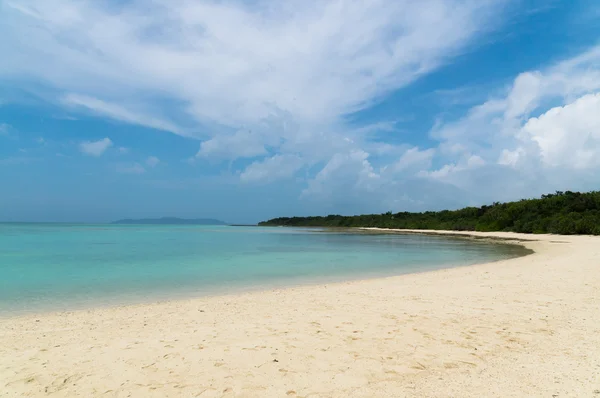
2;230;599;397
3;0;600;396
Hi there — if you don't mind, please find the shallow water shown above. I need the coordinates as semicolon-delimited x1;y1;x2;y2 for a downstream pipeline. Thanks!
0;224;527;314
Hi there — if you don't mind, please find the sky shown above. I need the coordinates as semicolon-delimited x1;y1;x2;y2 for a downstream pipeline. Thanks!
1;0;600;224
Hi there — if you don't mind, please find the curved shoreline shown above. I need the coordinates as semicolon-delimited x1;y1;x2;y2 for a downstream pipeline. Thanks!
0;229;529;317
1;231;599;397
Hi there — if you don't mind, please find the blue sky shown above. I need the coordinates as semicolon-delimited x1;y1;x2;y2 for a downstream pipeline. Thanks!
1;0;600;224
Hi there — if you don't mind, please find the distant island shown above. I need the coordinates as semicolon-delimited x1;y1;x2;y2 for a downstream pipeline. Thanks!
113;217;228;225
259;191;600;235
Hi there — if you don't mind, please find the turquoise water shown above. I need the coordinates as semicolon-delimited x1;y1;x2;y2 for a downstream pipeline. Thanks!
0;224;527;314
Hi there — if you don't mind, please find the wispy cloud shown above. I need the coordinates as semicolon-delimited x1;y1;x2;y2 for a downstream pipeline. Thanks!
62;94;186;136
0;0;512;159
79;137;113;157
7;0;595;213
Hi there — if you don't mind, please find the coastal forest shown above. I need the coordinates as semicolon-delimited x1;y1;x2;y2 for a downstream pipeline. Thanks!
259;191;600;235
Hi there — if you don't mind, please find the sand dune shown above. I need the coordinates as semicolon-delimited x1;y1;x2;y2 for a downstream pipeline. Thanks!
1;231;599;397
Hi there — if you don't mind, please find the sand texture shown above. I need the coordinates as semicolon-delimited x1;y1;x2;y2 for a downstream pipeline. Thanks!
1;230;599;397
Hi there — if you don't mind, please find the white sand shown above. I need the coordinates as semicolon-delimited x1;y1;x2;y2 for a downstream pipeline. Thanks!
1;230;599;397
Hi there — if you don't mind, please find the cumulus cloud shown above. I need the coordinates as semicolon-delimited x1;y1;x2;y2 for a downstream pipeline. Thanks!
79;137;113;157
423;44;600;200
303;150;381;200
520;93;600;169
420;154;485;179
389;147;436;174
240;154;304;184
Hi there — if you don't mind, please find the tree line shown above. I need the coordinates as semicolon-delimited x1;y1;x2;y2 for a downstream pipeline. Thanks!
259;191;600;235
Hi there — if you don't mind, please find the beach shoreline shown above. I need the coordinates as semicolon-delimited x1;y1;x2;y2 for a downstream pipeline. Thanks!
0;228;529;318
1;230;599;397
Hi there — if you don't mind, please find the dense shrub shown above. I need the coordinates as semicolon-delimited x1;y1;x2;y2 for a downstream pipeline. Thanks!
259;191;600;235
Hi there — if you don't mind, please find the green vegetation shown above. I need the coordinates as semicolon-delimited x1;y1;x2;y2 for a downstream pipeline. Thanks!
259;191;600;235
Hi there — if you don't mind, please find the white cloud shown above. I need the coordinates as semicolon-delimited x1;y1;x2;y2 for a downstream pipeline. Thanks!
0;0;511;165
521;93;600;169
301;148;478;213
303;150;381;199
196;130;269;160
467;154;485;168
240;154;304;184
5;0;599;212
504;71;543;120
115;162;146;174
389;147;435;173
146;156;160;168
79;137;113;157
117;147;129;154
299;43;600;210
63;94;186;136
432;45;600;152
424;44;600;199
497;148;524;167
420;154;485;179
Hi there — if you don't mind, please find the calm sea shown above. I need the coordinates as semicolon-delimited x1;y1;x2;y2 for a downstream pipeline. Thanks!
0;224;527;314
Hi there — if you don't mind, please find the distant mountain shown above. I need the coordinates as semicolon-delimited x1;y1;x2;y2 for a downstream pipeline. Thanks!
112;217;227;225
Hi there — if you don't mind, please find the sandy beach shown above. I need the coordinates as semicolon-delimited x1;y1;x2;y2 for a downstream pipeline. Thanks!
1;230;599;397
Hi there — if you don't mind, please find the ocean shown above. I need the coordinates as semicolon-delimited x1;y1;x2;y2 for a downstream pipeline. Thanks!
0;224;527;314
